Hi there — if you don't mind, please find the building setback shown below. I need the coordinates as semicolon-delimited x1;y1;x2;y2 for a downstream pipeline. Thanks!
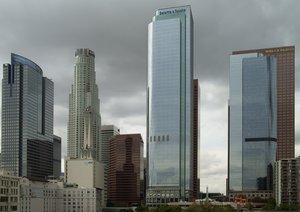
228;53;277;199
147;5;195;205
1;54;55;178
108;134;143;207
232;46;295;160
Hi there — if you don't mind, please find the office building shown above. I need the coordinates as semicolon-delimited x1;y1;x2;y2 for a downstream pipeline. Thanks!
53;135;62;178
147;6;194;205
108;134;143;206
68;48;101;160
1;54;54;178
274;157;300;206
232;46;295;160
228;52;277;199
101;125;120;205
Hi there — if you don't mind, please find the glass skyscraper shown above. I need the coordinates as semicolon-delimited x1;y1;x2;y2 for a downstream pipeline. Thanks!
146;5;194;205
228;53;277;198
232;46;295;160
68;49;101;160
1;53;54;177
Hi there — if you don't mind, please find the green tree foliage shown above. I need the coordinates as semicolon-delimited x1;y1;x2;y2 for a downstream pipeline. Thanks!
262;197;276;210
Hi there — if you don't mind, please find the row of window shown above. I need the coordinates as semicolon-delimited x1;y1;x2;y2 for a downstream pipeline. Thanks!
149;135;170;142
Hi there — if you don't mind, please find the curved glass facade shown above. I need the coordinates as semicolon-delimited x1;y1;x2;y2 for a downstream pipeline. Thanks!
1;54;53;177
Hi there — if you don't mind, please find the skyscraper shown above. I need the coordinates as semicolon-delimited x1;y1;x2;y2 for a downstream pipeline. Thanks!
66;48;104;206
68;48;101;160
108;134;143;206
1;53;54;177
232;46;295;160
228;53;277;199
147;6;194;205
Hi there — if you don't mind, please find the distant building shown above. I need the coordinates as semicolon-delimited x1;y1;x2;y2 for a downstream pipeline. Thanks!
101;125;120;204
53;135;62;178
147;5;195;205
228;52;277;199
1;53;54;178
0;170;20;212
274;157;300;206
108;134;143;206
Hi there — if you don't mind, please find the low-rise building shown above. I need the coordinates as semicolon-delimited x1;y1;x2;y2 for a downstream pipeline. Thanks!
274;156;300;206
0;170;20;212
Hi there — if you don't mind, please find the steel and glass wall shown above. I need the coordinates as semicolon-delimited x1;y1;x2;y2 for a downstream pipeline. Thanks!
229;54;277;193
147;5;193;204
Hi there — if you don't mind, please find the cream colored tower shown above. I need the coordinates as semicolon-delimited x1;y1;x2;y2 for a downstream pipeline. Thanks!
68;48;101;160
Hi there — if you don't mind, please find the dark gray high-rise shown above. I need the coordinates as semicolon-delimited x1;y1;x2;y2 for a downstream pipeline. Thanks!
1;53;54;178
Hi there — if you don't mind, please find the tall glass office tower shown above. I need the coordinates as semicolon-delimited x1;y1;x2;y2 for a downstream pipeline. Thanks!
228;53;277;199
68;49;101;160
1;54;54;177
146;6;194;205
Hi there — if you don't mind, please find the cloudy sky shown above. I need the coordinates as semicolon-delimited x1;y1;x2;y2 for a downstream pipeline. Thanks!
0;0;299;194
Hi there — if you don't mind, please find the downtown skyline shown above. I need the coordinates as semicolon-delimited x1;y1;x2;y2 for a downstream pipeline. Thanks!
1;0;300;194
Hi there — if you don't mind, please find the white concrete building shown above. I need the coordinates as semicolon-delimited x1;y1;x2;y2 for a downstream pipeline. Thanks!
58;185;101;212
274;157;300;206
20;177;103;212
0;170;20;212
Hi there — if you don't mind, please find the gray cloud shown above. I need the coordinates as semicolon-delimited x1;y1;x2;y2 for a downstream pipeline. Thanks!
1;0;300;194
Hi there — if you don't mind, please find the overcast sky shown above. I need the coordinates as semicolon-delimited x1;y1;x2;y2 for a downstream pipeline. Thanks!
0;0;299;194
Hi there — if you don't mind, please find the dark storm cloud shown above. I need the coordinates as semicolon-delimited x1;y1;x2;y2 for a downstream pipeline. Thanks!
1;0;300;193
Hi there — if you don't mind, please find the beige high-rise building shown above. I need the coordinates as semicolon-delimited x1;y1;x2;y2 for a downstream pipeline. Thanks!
68;49;101;160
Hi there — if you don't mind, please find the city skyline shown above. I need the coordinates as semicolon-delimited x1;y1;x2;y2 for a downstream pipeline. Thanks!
1;0;300;194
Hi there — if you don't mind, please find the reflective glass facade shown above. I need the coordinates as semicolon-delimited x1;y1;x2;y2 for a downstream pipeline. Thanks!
233;46;295;160
229;54;277;192
147;6;194;204
1;54;54;177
